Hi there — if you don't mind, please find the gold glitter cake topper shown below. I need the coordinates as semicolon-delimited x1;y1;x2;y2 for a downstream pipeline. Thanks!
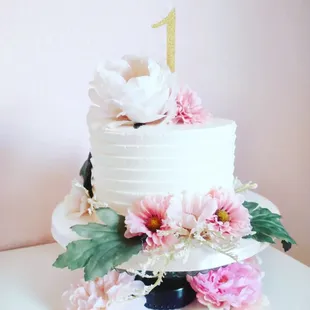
152;8;176;72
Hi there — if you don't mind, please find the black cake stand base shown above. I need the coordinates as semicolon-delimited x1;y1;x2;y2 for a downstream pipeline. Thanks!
136;274;196;309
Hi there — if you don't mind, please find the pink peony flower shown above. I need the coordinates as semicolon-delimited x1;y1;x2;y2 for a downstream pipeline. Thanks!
63;178;90;218
167;192;217;235
187;260;263;309
171;86;211;124
63;270;146;310
206;189;252;238
124;196;177;250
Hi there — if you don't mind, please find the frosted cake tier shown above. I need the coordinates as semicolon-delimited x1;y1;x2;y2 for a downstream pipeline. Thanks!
52;191;277;272
88;111;236;215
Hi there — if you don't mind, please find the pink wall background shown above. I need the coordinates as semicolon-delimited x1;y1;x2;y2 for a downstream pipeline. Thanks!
1;0;309;265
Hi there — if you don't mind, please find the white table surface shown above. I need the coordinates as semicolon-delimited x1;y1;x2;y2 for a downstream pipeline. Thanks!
0;243;308;310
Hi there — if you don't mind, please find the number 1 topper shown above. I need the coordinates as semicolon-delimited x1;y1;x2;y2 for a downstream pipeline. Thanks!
152;9;176;72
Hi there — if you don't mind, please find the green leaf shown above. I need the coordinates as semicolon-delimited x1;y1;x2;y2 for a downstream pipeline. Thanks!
53;252;68;268
242;201;259;213
282;240;293;252
84;238;141;281
71;223;115;238
243;201;296;251
250;232;275;244
53;240;93;269
96;207;125;230
53;240;96;270
79;153;92;179
53;207;143;280
79;152;93;197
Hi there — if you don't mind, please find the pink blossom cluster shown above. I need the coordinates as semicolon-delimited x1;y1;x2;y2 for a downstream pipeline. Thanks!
62;270;145;310
124;195;178;250
187;258;264;310
124;188;252;251
171;87;212;125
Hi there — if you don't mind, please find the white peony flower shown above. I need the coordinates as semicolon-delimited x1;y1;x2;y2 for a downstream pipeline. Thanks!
88;55;177;125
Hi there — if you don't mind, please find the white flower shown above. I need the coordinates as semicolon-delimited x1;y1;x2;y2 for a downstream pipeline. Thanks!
166;192;217;236
63;178;90;217
63;271;146;310
88;55;177;125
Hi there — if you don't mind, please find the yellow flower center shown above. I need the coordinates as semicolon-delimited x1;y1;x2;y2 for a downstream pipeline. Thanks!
146;216;162;232
216;210;230;223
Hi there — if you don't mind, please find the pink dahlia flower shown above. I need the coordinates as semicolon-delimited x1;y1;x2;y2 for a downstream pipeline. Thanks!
171;87;211;124
206;189;252;238
187;260;263;309
167;192;217;235
124;196;177;250
63;270;145;310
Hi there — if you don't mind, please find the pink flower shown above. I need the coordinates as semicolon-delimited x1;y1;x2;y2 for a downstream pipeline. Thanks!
206;189;252;238
124;196;177;250
171;87;211;124
167;193;217;235
187;260;263;309
63;270;146;310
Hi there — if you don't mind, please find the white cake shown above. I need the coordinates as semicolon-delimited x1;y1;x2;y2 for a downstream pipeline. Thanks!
88;107;236;215
52;55;295;310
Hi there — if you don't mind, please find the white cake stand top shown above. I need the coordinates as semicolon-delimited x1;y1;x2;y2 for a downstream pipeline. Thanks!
52;191;279;272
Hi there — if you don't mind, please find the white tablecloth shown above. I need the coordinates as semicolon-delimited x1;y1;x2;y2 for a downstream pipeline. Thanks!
0;243;309;309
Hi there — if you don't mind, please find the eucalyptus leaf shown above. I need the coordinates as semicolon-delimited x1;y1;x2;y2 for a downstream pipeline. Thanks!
243;201;296;251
